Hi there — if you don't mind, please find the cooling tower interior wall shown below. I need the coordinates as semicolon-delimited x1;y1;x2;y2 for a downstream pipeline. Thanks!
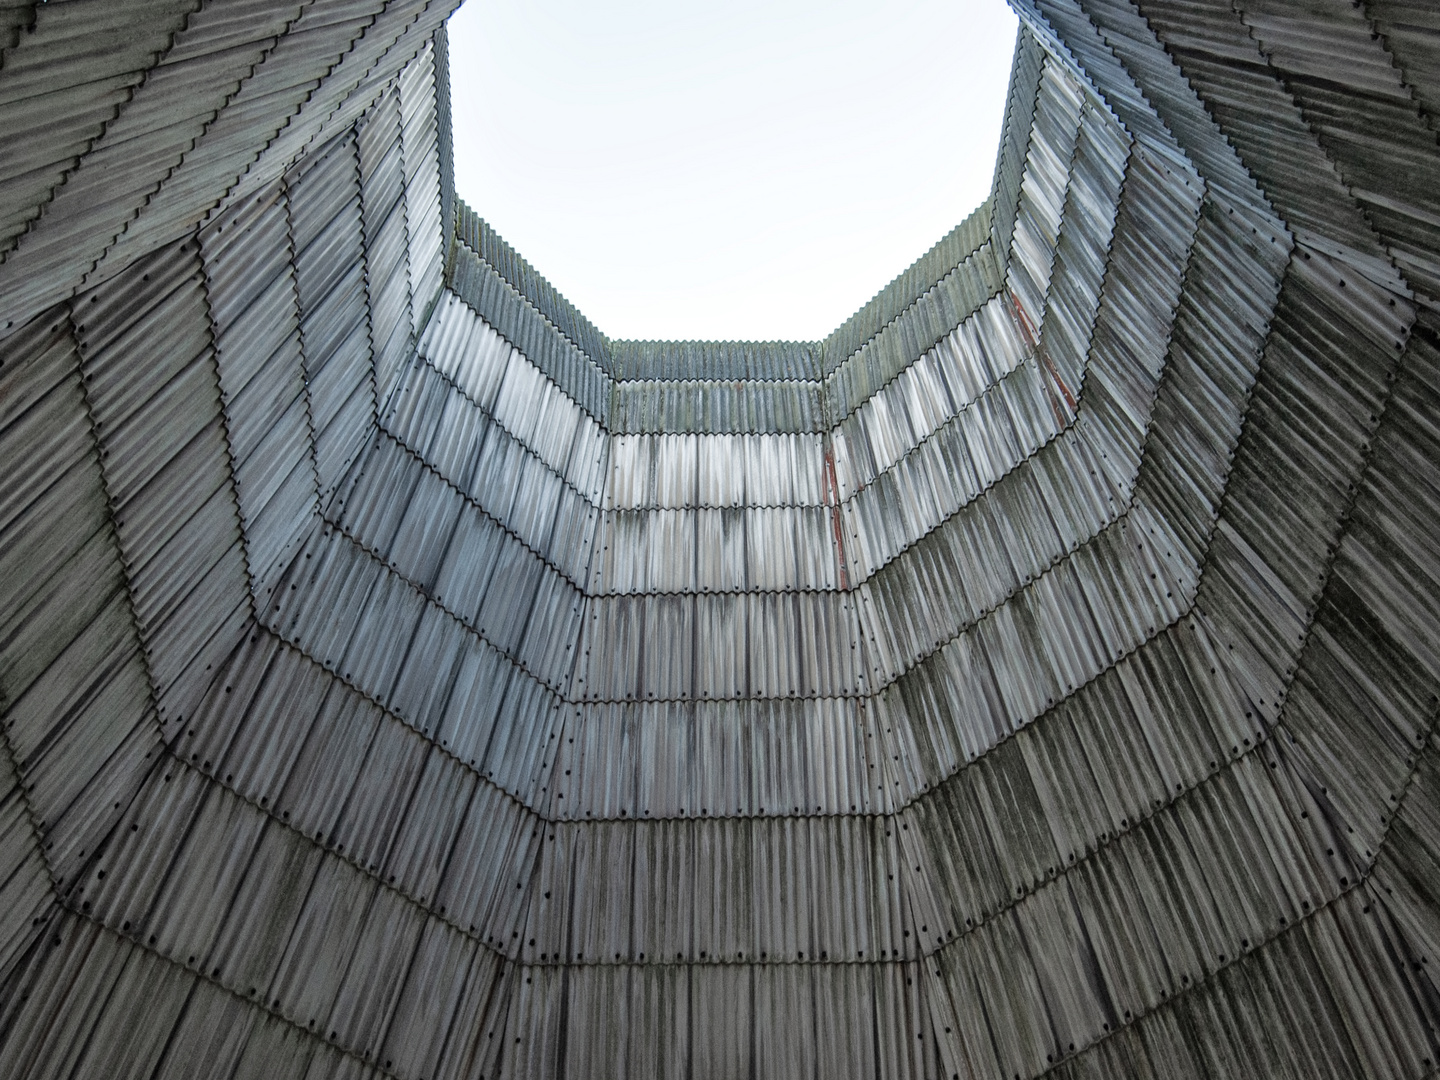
1;1;1439;1078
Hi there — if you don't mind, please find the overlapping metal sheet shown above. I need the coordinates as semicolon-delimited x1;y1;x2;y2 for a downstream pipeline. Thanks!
3;2;1440;1078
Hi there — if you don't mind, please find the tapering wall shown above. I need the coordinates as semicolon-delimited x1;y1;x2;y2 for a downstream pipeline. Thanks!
2;3;1439;1078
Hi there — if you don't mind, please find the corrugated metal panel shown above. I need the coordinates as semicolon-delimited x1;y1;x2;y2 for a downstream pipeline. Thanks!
75;236;253;722
0;744;54;988
5;8;1440;1079
399;38;445;333
288;133;378;495
446;237;615;422
0;0;199;260
296;0;449;156
0;0;308;328
358;85;416;399
455;201;611;375
89;0;386;303
201;176;320;597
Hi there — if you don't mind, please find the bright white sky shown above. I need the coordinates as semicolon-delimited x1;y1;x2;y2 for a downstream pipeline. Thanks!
446;0;1018;341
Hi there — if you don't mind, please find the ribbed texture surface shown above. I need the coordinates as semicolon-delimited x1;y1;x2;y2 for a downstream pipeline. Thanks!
2;3;1440;1079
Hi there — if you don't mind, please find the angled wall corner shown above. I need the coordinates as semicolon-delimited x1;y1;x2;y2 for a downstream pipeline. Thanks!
2;4;1440;1079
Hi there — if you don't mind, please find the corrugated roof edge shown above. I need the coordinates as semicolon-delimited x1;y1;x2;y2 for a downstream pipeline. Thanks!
609;339;822;383
818;26;1043;377
434;24;457;257
447;240;614;424
817;196;993;374
453;181;993;388
455;201;613;372
444;26;1038;384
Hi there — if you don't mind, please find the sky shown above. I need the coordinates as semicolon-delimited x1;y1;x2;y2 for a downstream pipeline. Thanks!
446;0;1019;341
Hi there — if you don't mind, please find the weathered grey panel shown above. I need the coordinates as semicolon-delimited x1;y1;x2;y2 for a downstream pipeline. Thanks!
2;5;1439;1079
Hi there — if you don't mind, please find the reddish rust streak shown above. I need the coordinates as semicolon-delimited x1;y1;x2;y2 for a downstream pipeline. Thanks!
1010;289;1040;349
1013;289;1076;417
1040;348;1077;413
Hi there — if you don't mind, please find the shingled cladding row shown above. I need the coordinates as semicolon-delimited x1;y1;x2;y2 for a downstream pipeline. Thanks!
3;2;1440;1078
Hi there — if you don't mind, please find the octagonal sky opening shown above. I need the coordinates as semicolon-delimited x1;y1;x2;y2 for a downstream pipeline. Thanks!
447;0;1019;342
